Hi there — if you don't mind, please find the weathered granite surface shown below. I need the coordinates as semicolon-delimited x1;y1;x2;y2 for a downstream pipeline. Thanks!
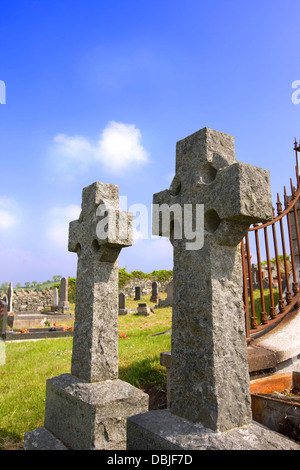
24;181;148;450
151;127;273;432
42;374;148;450
127;409;300;450
68;182;133;382
24;427;69;450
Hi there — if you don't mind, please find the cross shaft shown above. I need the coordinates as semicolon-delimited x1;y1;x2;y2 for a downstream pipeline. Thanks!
153;128;273;431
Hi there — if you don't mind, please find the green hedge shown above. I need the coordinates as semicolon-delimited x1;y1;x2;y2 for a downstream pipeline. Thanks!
118;267;173;289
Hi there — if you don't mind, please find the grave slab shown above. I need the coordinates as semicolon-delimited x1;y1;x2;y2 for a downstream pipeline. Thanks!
127;409;300;450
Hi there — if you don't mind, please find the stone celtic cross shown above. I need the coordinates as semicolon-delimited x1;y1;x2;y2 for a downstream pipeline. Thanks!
68;182;133;382
153;128;273;432
24;182;148;450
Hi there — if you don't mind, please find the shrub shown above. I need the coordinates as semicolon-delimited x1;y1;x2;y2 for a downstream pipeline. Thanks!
119;267;133;289
68;277;77;303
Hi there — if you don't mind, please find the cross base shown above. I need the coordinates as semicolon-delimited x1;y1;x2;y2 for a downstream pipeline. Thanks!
24;374;148;450
127;409;300;450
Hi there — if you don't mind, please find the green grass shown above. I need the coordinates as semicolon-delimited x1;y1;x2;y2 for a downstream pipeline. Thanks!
248;288;280;327
118;296;171;388
0;337;73;449
0;297;172;449
1;287;281;449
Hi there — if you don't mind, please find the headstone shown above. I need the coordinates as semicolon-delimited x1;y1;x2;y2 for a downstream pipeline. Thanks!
119;291;125;308
51;288;59;312
1;299;8;336
150;281;159;303
134;286;141;301
158;280;173;307
7;282;13;312
127;128;300;450
24;182;148;450
251;264;257;284
58;278;70;312
118;292;128;315
137;302;153;316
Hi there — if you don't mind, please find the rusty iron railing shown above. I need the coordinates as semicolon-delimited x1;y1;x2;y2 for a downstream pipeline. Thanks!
242;140;300;340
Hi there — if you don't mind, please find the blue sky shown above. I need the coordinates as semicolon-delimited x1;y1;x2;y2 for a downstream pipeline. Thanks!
0;0;300;285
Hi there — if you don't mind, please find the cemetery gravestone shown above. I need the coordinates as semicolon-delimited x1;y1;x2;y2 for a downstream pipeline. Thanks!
24;182;148;450
137;303;153;316
127;127;300;450
150;281;159;303
134;286;141;300
158;280;173;307
7;282;13;312
1;299;8;336
119;292;128;315
51;288;59;311
58;277;70;312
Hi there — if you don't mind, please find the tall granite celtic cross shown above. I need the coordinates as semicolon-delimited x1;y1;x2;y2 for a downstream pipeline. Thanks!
153;128;273;432
24;181;148;450
68;182;133;382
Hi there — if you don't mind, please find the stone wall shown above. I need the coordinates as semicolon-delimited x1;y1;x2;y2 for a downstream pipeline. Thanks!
0;278;172;312
0;289;54;313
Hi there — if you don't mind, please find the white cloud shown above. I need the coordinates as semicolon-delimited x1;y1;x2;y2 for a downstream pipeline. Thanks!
46;204;81;249
0;209;17;229
0;197;19;229
54;134;94;163
52;121;149;174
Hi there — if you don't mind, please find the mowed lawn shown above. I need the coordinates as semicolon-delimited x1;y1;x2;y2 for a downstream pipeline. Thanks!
0;296;172;450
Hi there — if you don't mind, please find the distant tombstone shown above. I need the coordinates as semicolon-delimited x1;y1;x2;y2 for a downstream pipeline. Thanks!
51;288;59;312
134;286;141;301
119;292;128;315
158;280;173;307
251;264;257;283
150;281;159;303
7;282;13;312
59;278;70;312
119;292;125;309
137;303;153;316
1;299;8;335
